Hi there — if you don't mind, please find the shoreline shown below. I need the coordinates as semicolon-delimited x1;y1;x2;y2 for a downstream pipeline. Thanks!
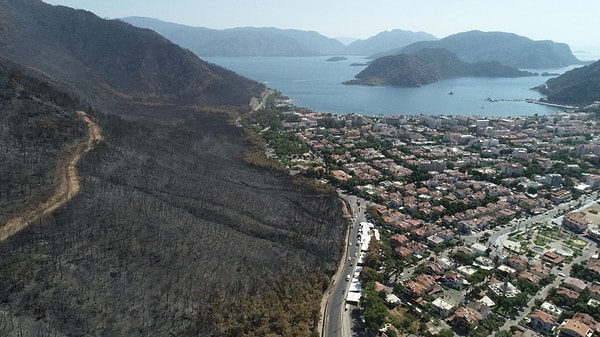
532;100;577;109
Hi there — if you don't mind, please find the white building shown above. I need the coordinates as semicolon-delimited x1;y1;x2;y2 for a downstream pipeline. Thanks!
432;298;455;318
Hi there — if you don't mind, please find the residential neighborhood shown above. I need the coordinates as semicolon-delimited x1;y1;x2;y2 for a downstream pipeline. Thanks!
248;97;600;337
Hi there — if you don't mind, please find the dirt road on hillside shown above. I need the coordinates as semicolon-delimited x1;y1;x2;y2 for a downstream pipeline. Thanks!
0;111;103;242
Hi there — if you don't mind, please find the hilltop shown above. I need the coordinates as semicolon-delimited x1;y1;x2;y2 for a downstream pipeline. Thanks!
378;30;582;69
344;48;533;87
344;29;437;56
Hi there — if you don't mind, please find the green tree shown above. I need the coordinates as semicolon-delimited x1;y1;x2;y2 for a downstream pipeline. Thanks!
359;267;383;284
317;116;345;129
437;327;454;337
361;287;388;332
496;330;513;337
452;251;474;265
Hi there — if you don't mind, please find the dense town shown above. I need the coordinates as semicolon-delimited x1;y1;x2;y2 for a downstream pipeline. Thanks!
248;95;600;337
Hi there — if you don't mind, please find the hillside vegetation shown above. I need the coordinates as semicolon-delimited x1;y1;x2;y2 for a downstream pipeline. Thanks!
535;60;600;106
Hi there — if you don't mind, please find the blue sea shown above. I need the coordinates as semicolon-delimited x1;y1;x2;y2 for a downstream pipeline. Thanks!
204;55;584;117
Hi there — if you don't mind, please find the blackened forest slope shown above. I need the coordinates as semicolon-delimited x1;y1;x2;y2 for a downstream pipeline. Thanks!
0;0;265;113
0;103;346;336
0;57;87;227
0;1;346;336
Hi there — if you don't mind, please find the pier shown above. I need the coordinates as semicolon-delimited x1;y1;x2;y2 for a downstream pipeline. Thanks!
485;97;576;110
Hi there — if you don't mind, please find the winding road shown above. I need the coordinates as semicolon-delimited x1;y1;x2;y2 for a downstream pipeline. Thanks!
0;111;103;242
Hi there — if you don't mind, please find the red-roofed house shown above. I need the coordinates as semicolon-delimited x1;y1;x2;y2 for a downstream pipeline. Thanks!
390;234;409;247
557;287;580;301
448;306;482;331
415;273;438;291
403;280;427;299
559;319;593;337
530;309;557;335
507;255;529;271
394;246;412;259
572;312;600;332
443;270;468;289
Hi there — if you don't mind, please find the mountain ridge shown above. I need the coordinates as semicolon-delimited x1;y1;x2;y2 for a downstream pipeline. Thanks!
122;16;439;57
121;18;583;71
344;29;438;56
122;16;347;57
376;30;582;69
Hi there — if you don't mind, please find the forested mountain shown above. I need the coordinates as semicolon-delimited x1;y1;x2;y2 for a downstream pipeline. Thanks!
0;1;345;336
535;60;600;106
344;29;437;56
378;30;582;69
345;48;533;87
122;16;347;57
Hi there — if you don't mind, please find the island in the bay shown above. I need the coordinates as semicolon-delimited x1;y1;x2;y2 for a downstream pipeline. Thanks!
344;48;534;87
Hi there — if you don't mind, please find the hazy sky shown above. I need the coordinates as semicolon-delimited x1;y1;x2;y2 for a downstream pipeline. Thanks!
44;0;598;48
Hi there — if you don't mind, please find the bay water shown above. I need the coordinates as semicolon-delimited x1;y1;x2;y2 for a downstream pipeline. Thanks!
205;55;581;117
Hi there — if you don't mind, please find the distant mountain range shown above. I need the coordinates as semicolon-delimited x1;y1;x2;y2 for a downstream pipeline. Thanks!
382;30;583;69
121;19;582;72
344;48;533;87
122;17;438;57
536;60;600;106
122;17;347;57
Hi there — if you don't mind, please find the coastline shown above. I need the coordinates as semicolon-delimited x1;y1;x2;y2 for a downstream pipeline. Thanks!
206;56;567;117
